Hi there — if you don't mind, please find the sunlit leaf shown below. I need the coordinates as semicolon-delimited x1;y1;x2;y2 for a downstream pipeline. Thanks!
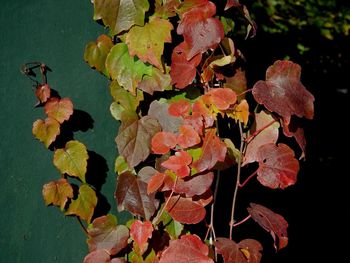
84;249;110;263
162;151;192;178
42;178;73;211
130;220;153;255
247;203;288;251
35;84;51;104
87;214;129;255
151;132;177;154
66;184;97;223
115;155;135;175
205;88;237;111
53;140;89;182
226;99;249;125
147;172;166;194
183;113;204;135
256;143;299;189
177;125;201;149
168;99;191;117
192;99;215;128
126;17;173;69
159;211;184;239
44;97;73;124
252;60;315;124
84;34;114;77
159;234;213;262
116;116;161;168
110;80;144;111
115;172;158;220
93;0;149;35
155;0;180;18
32;117;60;148
138;67;171;95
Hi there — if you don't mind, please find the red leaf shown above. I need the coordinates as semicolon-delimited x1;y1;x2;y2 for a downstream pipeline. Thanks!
224;0;240;10
170;42;202;89
84;249;110;263
183;113;204;135
151;132;177;154
224;68;247;96
168;99;191;117
247;203;288;251
44;97;73;124
252;60;314;124
87;214;129;255
35;84;51;103
281;117;306;159
256;143;299;189
162;151;192;178
192;128;227;173
177;125;201;149
205;88;237;110
215;238;262;263
147;172;166;194
192;99;215;128
160;234;213;263
115;172;158;220
130;220;153;255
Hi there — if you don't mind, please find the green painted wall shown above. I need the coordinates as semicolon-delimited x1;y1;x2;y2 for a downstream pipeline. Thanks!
0;1;121;262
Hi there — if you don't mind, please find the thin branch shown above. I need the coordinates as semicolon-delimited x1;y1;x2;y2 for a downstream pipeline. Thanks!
229;122;244;240
237;88;253;97
233;215;252;227
76;217;88;235
239;170;258;188
244;120;277;143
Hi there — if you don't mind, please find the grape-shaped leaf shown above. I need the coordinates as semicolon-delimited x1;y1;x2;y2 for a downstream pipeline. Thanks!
165;195;206;224
256;143;299;189
243;111;280;165
247;203;288;251
192;99;215;128
215;238;262;263
147;172;166;194
205;88;237;110
35;84;51;104
170;42;202;89
87;214;129;255
110;80;144;111
44;97;73;124
32;117;60;148
138;67;171;95
53;140;89;182
155;0;180;18
224;68;247;98
130;220;153;255
252;60;315;124
66;184;97;223
151;131;177;154
226;99;249;125
83;249;110;263
162;151;192;178
116;116;161;168
177;125;201;149
106;43;153;94
192;128;227;173
93;0;149;35
168;99;191;117
42;178;73;211
115;172;158;220
159;234;213;263
148;100;183;133
126;17;173;69
84;34;114;77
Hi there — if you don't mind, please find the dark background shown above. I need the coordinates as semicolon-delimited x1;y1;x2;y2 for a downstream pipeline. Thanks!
0;1;348;262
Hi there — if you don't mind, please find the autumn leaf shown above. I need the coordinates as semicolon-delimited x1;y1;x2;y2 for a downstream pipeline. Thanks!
35;83;51;104
116;116;161;168
147;172;166;194
115;172;158;220
224;0;240;10
183;113;204;135
205;88;237;111
224;68;247;99
126;17;173;69
138;67;171;95
281;117;306;159
159;234;213;263
53;140;88;182
155;0;180;18
93;0;149;35
66;184;97;223
226;99;249;125
110;80;144;111
106;43;153;94
84;34;113;77
162;151;192;178
44;97;73;124
165;195;206;224
87;214;129;255
192;128;227;173
243;111;280;165
32;117;60;148
151;132;177;154
177;125;201;149
159;211;184;239
42;178;73;211
215;238;262;263
168;99;191;117
192;99;215;128
170;42;202;89
247;203;288;251
130;220;153;255
84;249;110;263
252;60;315;124
256;143;299;189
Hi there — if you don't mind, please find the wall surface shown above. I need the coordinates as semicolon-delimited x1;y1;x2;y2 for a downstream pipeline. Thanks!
0;1;121;262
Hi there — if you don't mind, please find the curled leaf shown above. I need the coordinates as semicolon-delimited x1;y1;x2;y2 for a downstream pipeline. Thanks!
35;83;51;104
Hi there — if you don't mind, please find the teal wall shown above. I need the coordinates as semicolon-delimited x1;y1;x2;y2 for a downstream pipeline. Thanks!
0;1;121;262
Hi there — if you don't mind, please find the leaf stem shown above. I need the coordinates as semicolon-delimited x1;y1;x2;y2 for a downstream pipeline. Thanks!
76;217;88;235
229;122;244;240
233;214;251;227
244;120;276;143
239;170;258;188
237;88;253;97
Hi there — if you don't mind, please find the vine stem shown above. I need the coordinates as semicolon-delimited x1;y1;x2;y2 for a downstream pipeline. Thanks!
152;177;178;225
239;170;258;188
244;120;276;143
233;215;251;227
237;88;253;97
229;122;244;240
76;217;88;235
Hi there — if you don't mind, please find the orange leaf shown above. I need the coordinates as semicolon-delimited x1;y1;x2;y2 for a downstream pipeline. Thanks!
44;97;73;124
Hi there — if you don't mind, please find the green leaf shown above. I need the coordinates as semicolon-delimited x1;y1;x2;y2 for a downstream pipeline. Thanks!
53;140;89;182
66;184;97;223
93;0;149;35
110;80;144;111
220;16;235;35
106;43;153;94
42;178;73;211
126;17;173;69
32;117;60;148
114;155;135;175
160;211;184;239
84;34;114;77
